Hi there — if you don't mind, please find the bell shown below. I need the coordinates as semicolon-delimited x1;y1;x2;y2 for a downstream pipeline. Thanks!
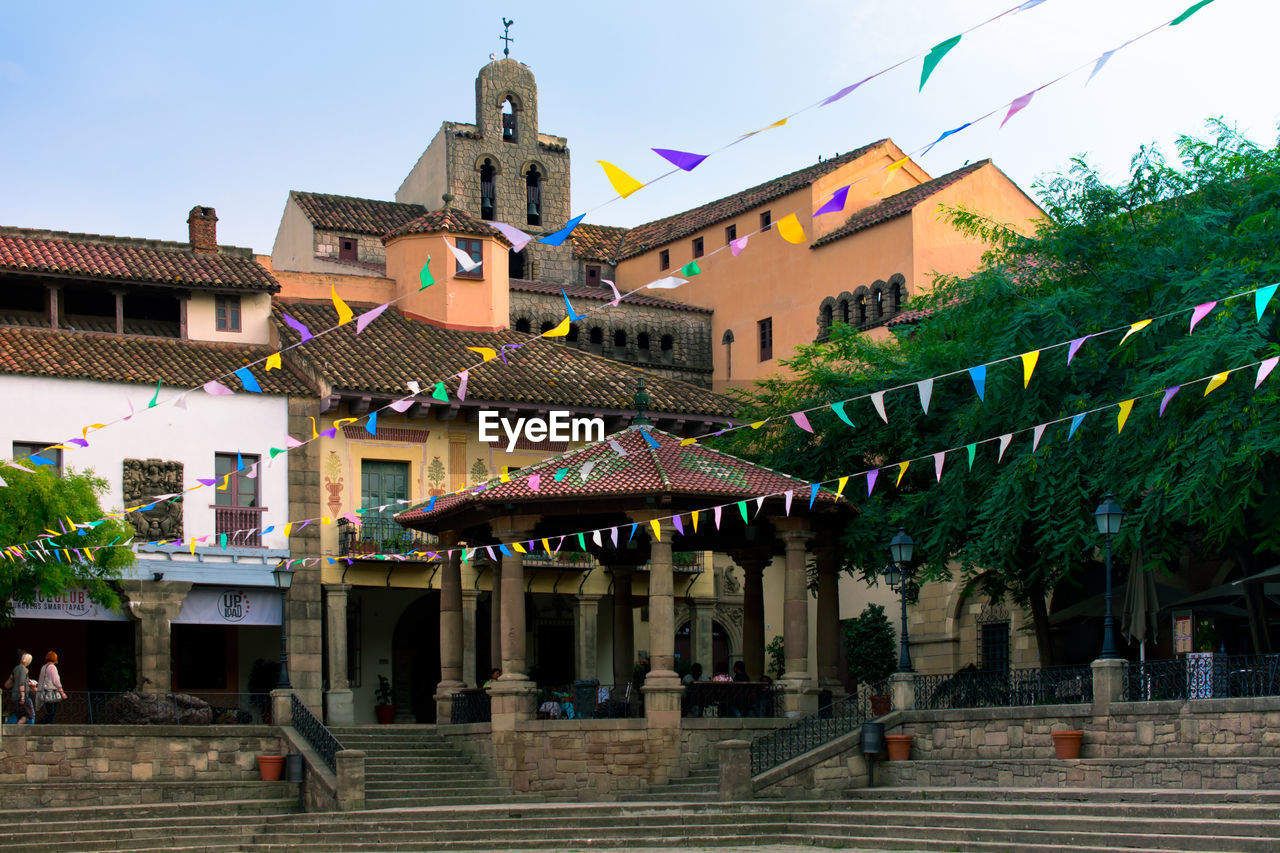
527;200;539;218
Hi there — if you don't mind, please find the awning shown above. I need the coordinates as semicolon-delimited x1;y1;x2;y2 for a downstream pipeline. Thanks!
172;586;281;627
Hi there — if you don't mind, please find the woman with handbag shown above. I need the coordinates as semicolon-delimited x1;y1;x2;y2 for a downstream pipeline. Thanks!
36;651;66;724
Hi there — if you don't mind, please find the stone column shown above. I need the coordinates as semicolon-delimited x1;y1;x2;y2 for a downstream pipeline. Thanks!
435;537;465;723
612;567;635;684
689;598;715;674
574;594;602;682
815;543;844;696
489;516;539;726
777;520;817;716
462;589;480;688
489;561;502;674
737;553;767;681
1091;657;1125;717
633;514;683;727
324;583;354;725
120;579;192;694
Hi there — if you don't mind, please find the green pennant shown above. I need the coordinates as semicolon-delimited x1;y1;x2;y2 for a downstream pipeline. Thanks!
431;382;449;401
269;447;286;459
1171;0;1216;26
680;260;701;277
419;256;434;290
920;34;962;91
554;468;569;482
966;443;976;470
738;501;749;523
148;379;162;408
577;532;586;550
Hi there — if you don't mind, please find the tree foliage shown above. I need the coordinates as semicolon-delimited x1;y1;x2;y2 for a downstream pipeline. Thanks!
0;464;134;620
725;122;1280;661
843;603;897;687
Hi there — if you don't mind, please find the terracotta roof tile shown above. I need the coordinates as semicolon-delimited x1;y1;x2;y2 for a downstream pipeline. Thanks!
291;191;426;237
0;228;278;291
0;326;311;394
274;301;734;417
811;161;989;249
509;278;711;313
383;207;508;243
397;426;845;523
614;140;888;260
571;224;629;261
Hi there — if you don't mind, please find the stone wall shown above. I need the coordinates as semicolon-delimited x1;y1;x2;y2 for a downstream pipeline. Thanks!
877;756;1280;790
0;725;287;784
287;398;324;711
313;230;386;268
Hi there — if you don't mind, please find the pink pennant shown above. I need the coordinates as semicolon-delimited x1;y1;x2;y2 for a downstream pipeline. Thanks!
356;303;389;334
791;411;814;433
1032;423;1046;451
123;397;135;420
1189;301;1217;334
729;236;750;257
603;279;622;306
933;452;945;482
610;527;619;547
713;506;722;529
457;371;469;402
784;490;794;515
1159;386;1181;416
1000;90;1035;128
997;434;1012;462
389;398;414;413
284;435;304;448
867;469;879;495
203;380;234;396
1257;357;1279;388
528;474;541;492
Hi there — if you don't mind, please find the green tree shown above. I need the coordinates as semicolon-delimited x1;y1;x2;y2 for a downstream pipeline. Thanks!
0;465;134;620
727;122;1280;662
843;603;897;688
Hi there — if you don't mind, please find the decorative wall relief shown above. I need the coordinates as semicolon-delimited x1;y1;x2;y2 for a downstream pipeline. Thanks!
427;456;446;496
470;458;490;485
122;459;184;540
324;450;345;517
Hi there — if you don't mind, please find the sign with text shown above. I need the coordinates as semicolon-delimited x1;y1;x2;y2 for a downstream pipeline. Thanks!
10;589;129;622
1173;612;1193;655
173;587;281;627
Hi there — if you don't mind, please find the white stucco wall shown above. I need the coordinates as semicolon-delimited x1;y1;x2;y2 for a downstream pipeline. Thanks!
270;197;321;274
395;127;448;208
0;375;291;552
186;290;273;344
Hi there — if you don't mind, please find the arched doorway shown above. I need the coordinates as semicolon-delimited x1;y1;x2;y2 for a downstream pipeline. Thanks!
675;619;731;677
391;592;440;723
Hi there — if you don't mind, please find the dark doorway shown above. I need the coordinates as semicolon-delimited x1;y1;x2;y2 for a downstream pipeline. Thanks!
392;592;441;722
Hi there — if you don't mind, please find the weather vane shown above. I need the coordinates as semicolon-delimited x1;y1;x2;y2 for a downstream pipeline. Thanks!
500;18;514;57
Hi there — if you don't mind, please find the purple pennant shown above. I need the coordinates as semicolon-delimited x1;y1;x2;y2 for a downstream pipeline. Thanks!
652;148;708;172
355;303;389;334
282;314;313;342
814;186;850;216
500;344;522;364
867;469;879;496
197;478;221;486
1067;335;1091;365
1159;386;1181;417
820;75;874;106
1000;90;1036;128
673;515;684;535
791;411;814;433
68;438;89;447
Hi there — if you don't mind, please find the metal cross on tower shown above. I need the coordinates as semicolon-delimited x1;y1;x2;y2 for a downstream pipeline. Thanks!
500;18;514;57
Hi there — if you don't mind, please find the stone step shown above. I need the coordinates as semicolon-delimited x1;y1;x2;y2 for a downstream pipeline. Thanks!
834;798;1280;822
850;785;1280;804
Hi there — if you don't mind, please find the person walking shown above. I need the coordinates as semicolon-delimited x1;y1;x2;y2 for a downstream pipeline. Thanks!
36;652;66;724
7;652;34;725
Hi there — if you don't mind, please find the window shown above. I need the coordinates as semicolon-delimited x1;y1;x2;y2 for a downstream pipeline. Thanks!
659;250;670;271
890;279;904;314
758;317;773;361
692;237;704;258
725;224;737;244
509;248;525;280
339;237;358;262
480;159;497;221
566;324;579;342
855;295;867;326
525;165;542;226
838;298;849;324
540;320;554;334
515;317;531;333
760;210;772;232
980;622;1011;672
660;334;674;364
589;327;603;345
585;265;601;287
613;329;627;348
455;238;484;277
12;441;61;475
502;98;518;143
214;452;260;508
637;332;650;352
215;295;241;332
361;460;409;521
820;304;833;338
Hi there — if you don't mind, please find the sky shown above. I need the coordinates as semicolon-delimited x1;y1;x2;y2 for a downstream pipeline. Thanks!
1;0;1277;254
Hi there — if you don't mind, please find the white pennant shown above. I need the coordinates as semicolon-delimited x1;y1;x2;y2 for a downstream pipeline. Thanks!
610;527;619;547
754;496;765;515
1032;423;1047;451
579;460;597;481
609;440;627;456
592;530;602;547
997;433;1013;462
784;490;793;515
1256;356;1279;388
446;241;482;272
917;379;934;414
871;391;888;423
713;506;722;529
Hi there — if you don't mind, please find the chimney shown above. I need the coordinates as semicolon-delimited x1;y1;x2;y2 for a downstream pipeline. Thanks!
187;206;219;254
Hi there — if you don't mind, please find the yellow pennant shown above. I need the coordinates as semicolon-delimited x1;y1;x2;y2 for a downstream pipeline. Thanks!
82;423;106;440
750;420;766;430
308;416;320;439
836;476;849;497
512;542;527;554
467;346;497;362
1117;399;1135;433
265;353;282;372
500;469;510;483
541;316;571;338
691;510;700;533
776;213;807;245
321;516;331;525
1021;350;1040;388
331;286;354;325
216;476;229;491
896;460;910;487
597;160;646;199
283;523;293;538
542;538;552;554
650;519;662;542
680;437;698;446
189;539;196;555
1204;371;1230;396
742;117;788;139
1119;319;1152;346
333;417;358;428
875;157;911;195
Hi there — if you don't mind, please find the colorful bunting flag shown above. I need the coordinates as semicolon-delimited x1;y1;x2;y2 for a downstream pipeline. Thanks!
234;367;262;393
1255;284;1278;321
1256;357;1278;388
896;461;910;487
265;353;282;371
456;371;469;402
933;452;946;482
645;276;688;290
831;401;855;428
1021;350;1039;388
921;122;972;156
1117;399;1135;433
672;515;684;535
713;506;722;530
1189;301;1216;333
597;161;645;198
148;379;162;408
650;519;662;541
809;483;820;509
917;379;933;414
997;434;1012;462
820;75;873;106
529;474;541;492
652;148;708;172
679;260;702;277
784;490;793;515
1069;412;1087;439
467;346;497;362
603;279;623;306
1204;371;1230;396
1032;423;1047;451
691;512;699;533
738;501;749;523
1067;335;1091;364
1120;319;1152;346
561;289;586;321
203;380;234;396
791;412;814;433
365;412;378;435
968;365;987;401
1000;91;1035;128
641;431;661;449
447;240;482;273
542;316;571;337
1171;0;1217;26
920;34;962;91
1159;386;1181;416
431;382;448;401
815;187;850;216
331;286;354;325
488;221;533;252
729;236;750;256
356;303;389;334
419;256;434;290
870;391;888;423
867;469;878;496
874;157;911;196
776;214;807;244
539;214;585;246
283;314;313;342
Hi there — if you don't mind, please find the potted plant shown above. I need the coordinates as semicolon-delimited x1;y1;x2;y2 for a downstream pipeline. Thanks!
373;674;395;724
1051;728;1084;759
844;603;897;716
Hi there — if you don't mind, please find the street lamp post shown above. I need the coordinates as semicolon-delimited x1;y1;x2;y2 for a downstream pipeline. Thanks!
1094;495;1125;660
272;563;295;689
883;528;916;673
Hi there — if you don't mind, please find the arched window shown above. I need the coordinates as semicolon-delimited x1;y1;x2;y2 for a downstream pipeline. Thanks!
613;329;627;348
567;324;579;343
502;98;517;143
540;320;554;334
660;334;674;364
479;159;496;220
855;295;867;326
637;332;650;351
890;280;904;314
872;288;884;321
837;299;849;325
509;248;525;280
514;317;531;333
589;327;603;345
820;304;834;336
525;165;542;226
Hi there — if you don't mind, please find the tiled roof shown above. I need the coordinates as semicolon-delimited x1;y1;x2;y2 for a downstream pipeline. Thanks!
811;161;989;249
383;207;508;243
884;306;936;327
274;301;734;417
290;191;426;237
0;228;278;291
509;278;712;313
397;425;846;524
0;326;312;394
571;224;629;261
614;140;888;261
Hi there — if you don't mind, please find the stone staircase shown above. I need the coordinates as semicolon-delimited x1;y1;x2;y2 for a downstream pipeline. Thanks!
620;761;720;802
327;725;516;809
3;787;1277;851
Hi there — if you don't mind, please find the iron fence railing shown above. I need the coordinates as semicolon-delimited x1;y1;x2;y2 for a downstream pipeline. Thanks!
291;693;342;772
749;683;883;777
914;665;1093;711
19;691;272;725
1123;653;1280;702
533;682;641;719
214;506;266;547
683;682;778;719
338;517;438;558
450;688;491;724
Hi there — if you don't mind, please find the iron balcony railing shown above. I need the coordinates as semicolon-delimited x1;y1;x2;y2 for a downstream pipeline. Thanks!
914;664;1093;711
291;693;343;772
1123;653;1280;702
450;688;491;724
683;682;778;719
31;691;271;725
338;516;438;559
214;506;266;547
749;683;883;777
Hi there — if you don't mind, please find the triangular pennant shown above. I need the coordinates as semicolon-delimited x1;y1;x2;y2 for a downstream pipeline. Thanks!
920;34;962;91
867;469;879;496
554;467;569;482
1159;386;1181;416
1204;371;1230;396
203;380;234;396
754;496;765;515
729;236;750;256
650;519;662;542
1120;320;1152;346
233;367;262;393
920;122;972;157
446;240;482;273
968;365;987;401
147;379;162;409
1256;357;1279;388
579;460;597;481
418;255;434;290
356;303;389;334
330;286;354;325
456;371;469;402
791;411;814;433
917;379;933;414
283;313;313;342
431;382;448;401
645;276;688;290
895;461;910;487
1189;301;1216;334
1067;335;1091;364
539;214;585;246
610;527;619;547
1086;48;1118;84
831;401;855;428
528;473;541;492
738;501;749;523
265;353;282;371
1255;284;1279;321
874;157;910;196
1000;91;1035;128
1117;399;1135;433
603;279;622;306
641;431;661;449
836;476;848;497
672;515;684;535
808;483;820;509
679;260;702;277
776;213;806;245
1020;351;1040;388
365;412;378;436
870;391;888;423
488;221;533;252
814;186;850;217
609;439;627;456
1032;423;1047;451
784;490;793;516
467;346;497;362
1171;0;1217;26
592;529;603;547
934;452;946;482
997;434;1012;462
541;316;571;337
652;148;708;171
713;506;722;530
561;288;586;321
597;160;646;198
1069;412;1087;439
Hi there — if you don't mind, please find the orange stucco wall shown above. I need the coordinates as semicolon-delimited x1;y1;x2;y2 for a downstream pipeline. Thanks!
382;233;510;331
259;254;399;306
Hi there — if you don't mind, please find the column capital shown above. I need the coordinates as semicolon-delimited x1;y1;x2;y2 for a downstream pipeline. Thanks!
772;516;812;535
728;547;772;574
575;592;604;604
324;582;353;594
777;528;814;547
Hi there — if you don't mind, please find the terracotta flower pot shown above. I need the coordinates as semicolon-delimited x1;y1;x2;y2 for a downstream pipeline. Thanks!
257;754;285;781
1051;729;1084;759
374;704;396;724
885;734;913;761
